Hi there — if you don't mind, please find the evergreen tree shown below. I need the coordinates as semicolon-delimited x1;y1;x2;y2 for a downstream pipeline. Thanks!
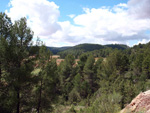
0;16;34;113
142;54;150;79
0;12;12;80
78;54;88;72
34;45;58;112
0;12;12;112
82;55;98;97
58;54;76;101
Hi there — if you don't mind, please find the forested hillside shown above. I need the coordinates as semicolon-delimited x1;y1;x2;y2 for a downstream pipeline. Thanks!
52;43;129;58
105;44;129;50
1;12;150;113
47;46;71;54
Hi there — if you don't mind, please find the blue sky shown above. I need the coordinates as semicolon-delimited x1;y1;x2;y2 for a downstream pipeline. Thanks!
1;0;128;22
0;0;10;11
0;0;150;47
52;0;128;21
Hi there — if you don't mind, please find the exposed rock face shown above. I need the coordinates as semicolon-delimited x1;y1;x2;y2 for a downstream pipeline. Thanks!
121;90;150;113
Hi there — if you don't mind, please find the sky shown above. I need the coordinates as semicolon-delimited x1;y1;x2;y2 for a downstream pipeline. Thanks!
0;0;150;47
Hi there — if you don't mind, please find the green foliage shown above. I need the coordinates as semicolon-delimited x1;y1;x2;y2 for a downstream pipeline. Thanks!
2;11;150;113
83;55;97;95
58;54;76;101
105;44;129;50
0;13;35;113
82;92;121;113
78;53;88;71
57;43;128;58
47;46;71;54
58;43;104;58
142;54;150;77
69;105;76;113
33;45;58;112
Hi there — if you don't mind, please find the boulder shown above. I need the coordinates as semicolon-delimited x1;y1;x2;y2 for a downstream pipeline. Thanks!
121;90;150;113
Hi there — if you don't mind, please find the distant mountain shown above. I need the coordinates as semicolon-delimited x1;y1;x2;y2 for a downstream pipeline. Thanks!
47;43;105;55
47;46;71;54
105;44;129;50
47;43;129;56
66;43;105;52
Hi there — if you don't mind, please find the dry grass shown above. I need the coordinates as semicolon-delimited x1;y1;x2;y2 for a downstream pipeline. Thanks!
52;55;60;59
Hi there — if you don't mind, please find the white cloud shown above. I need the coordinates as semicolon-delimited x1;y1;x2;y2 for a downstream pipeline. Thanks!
68;14;76;18
5;0;150;47
54;0;150;46
138;39;150;45
117;3;128;8
128;0;150;19
6;0;61;37
51;0;150;46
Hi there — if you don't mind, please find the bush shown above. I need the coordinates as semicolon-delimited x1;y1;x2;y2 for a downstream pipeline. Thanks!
82;92;122;113
69;105;76;113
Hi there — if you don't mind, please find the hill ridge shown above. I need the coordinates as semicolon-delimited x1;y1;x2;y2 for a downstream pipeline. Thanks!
47;43;129;55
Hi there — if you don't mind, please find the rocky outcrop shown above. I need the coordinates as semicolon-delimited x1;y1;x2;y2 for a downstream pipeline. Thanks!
121;90;150;113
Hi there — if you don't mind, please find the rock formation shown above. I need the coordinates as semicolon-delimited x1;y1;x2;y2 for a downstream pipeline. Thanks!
121;90;150;113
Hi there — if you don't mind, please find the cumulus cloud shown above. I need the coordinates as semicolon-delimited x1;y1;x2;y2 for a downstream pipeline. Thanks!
6;0;61;37
5;0;150;47
50;0;150;46
128;0;150;19
61;0;150;46
138;39;150;45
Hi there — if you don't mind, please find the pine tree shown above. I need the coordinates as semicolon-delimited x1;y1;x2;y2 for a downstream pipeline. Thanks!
0;17;34;113
34;45;58;112
58;54;76;101
0;12;12;79
83;55;96;96
0;12;12;112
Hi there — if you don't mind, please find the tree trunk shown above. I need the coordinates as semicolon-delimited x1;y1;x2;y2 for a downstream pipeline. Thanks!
121;84;125;109
17;64;21;113
17;90;20;113
0;62;1;79
37;80;42;113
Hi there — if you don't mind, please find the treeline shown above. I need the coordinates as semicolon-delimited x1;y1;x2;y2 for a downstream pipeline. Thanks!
0;13;58;113
57;44;128;59
56;43;150;112
1;12;150;113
